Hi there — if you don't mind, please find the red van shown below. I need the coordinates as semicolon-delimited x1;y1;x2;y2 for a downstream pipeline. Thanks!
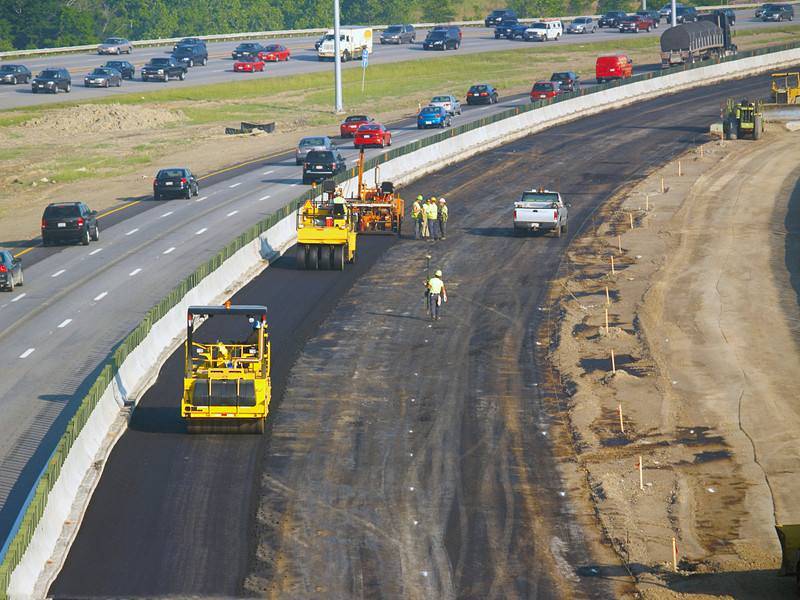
595;54;633;83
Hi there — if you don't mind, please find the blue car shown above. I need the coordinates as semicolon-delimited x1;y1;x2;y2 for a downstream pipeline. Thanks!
417;105;452;129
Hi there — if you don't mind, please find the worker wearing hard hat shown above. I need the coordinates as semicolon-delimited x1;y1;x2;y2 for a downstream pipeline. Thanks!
425;197;440;241
426;269;447;320
438;198;448;240
412;195;424;240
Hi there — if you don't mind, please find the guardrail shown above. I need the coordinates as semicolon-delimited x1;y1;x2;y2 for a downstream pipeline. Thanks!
0;2;793;60
2;37;800;598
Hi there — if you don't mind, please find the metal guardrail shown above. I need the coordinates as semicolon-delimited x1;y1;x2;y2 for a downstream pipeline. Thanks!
1;37;800;597
0;2;793;60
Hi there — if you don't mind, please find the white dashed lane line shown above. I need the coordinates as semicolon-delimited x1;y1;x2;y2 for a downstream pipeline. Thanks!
195;196;207;203
258;195;270;201
51;269;65;278
93;291;108;302
11;293;26;302
195;228;207;235
229;182;242;188
226;210;238;217
163;247;176;255
57;318;72;328
263;170;274;175
125;228;139;236
160;211;174;218
19;348;35;359
89;248;103;255
129;268;142;277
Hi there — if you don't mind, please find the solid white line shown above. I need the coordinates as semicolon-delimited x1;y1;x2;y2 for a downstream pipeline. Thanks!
160;211;174;218
57;318;72;328
89;248;102;256
257;195;270;201
226;210;238;217
290;183;298;187
51;269;65;278
19;348;35;359
93;291;108;301
262;170;274;175
163;246;176;254
11;293;25;302
125;228;139;236
129;268;142;276
195;227;207;235
229;182;242;188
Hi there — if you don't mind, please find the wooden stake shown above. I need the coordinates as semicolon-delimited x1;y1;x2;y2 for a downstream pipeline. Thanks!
700;145;704;158
618;403;625;433
611;255;616;275
645;193;649;211
605;285;611;306
611;348;616;374
629;212;634;229
672;537;679;572
617;234;622;254
660;176;665;194
605;308;609;334
678;160;682;177
638;455;644;491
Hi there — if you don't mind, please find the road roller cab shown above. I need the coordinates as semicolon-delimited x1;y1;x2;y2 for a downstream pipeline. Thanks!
296;180;358;270
181;303;271;433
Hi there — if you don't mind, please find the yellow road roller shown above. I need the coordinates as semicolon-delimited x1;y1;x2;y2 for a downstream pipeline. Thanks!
296;181;357;270
181;303;271;433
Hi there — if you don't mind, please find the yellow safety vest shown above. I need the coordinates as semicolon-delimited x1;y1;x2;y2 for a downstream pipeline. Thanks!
426;203;438;220
428;277;444;294
412;201;422;219
440;204;448;221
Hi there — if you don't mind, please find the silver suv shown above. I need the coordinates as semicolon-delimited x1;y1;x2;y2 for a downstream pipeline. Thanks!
295;136;336;165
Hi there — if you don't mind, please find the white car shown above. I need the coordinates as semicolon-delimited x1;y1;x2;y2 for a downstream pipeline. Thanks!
524;21;562;42
428;94;462;115
97;37;133;55
567;17;596;33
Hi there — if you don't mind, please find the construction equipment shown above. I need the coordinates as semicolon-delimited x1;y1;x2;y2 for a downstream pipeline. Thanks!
722;98;764;140
763;72;800;122
776;524;800;591
349;149;404;235
296;179;357;270
181;304;271;433
660;12;736;69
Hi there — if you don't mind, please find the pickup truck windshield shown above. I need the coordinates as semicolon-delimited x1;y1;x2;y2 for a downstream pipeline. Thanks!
520;192;560;202
150;58;170;65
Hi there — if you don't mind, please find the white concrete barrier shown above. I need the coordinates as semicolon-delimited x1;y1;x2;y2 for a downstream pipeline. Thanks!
8;45;800;597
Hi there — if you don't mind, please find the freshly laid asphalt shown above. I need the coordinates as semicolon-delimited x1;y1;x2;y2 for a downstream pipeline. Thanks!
50;71;780;597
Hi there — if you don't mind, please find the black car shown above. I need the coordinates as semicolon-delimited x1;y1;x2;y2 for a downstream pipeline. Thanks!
423;29;460;50
31;68;70;94
0;64;31;85
494;18;520;38
380;24;416;44
41;202;99;246
755;3;777;17
0;251;23;292
762;4;794;20
141;57;187;82
103;60;135;79
550;71;580;92
675;6;698;22
84;67;122;88
599;11;628;27
466;83;499;104
636;10;661;27
153;168;199;200
485;9;517;27
172;43;208;67
232;42;264;60
173;37;206;51
302;150;346;184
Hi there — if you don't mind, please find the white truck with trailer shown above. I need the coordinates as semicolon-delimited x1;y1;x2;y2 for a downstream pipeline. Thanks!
317;26;373;61
513;189;569;236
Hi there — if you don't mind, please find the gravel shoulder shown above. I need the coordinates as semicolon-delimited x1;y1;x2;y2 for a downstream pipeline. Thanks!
551;128;800;598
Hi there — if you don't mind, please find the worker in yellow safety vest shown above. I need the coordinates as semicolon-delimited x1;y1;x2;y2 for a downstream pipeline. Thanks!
426;269;447;320
438;198;448;240
425;197;440;241
412;195;423;239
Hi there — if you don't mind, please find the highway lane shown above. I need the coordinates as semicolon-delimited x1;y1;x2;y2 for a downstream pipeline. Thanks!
0;9;783;110
0;88;552;549
50;71;778;597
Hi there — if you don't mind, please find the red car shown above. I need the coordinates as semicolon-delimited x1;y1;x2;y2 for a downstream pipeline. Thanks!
234;56;265;72
618;15;655;32
354;123;391;148
259;44;290;62
340;114;374;137
530;81;562;101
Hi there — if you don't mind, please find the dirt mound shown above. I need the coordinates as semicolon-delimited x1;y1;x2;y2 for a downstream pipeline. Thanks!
24;104;185;133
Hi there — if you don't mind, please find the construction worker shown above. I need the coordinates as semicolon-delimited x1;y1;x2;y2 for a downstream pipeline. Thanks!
426;197;440;241
438;198;448;240
426;269;447;320
412;195;423;240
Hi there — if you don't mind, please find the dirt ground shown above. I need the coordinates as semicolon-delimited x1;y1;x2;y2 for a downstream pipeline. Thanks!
550;127;800;598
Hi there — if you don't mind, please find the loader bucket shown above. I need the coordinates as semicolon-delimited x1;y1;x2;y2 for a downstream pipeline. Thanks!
763;103;800;123
776;524;800;576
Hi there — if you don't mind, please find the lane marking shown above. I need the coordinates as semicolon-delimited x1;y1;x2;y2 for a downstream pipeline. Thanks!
163;246;176;254
226;210;238;217
125;228;139;236
129;268;142;276
160;210;174;218
89;248;103;255
13;246;37;259
19;348;35;359
195;196;207;203
11;293;26;302
258;195;271;201
263;170;275;175
93;291;108;301
195;227;207;235
290;183;298;187
57;318;72;328
51;269;65;278
97;200;141;220
229;182;242;189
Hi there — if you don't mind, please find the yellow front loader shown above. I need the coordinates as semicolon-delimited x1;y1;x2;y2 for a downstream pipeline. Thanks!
763;72;800;122
296;181;357;270
181;303;271;433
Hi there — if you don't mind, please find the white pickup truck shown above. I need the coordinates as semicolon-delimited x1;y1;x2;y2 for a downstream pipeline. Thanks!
513;189;568;236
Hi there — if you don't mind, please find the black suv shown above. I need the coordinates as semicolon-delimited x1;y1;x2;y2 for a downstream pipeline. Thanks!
0;64;31;85
423;28;461;50
141;58;187;82
494;18;520;38
675;6;698;22
153;168;199;200
599;11;628;27
551;71;580;92
172;44;208;67
232;43;263;60
762;3;794;20
31;68;71;93
173;37;206;51
485;9;517;27
302;150;346;184
104;60;135;79
41;202;99;246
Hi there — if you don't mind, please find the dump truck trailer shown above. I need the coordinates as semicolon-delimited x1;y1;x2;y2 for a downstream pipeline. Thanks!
660;12;735;68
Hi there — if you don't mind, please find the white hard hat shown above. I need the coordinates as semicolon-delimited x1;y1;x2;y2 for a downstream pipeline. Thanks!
439;198;446;203
435;269;442;277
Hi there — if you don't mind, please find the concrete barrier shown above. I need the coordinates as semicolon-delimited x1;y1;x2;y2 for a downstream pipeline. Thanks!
7;44;800;598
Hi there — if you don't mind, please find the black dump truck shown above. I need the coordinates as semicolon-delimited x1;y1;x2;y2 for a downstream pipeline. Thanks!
659;10;736;68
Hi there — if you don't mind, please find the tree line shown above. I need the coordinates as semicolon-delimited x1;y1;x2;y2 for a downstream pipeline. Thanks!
0;0;638;52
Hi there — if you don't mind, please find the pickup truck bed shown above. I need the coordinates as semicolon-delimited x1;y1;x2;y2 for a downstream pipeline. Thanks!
513;190;568;236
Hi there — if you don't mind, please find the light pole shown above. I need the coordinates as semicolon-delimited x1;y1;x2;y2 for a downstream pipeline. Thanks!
671;0;677;27
333;0;343;113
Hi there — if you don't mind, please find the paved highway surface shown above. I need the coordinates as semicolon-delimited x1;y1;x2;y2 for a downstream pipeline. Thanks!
0;9;783;110
49;71;779;597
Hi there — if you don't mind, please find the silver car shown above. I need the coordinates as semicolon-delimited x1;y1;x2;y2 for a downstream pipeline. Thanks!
98;37;133;55
429;94;462;116
296;136;336;165
567;17;596;33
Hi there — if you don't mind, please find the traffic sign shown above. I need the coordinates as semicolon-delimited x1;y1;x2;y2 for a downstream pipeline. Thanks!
361;48;369;67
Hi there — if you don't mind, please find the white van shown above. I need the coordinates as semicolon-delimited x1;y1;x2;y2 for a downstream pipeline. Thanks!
523;20;562;41
318;26;373;61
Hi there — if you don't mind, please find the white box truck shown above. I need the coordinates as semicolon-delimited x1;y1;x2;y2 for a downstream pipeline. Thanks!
317;26;373;61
